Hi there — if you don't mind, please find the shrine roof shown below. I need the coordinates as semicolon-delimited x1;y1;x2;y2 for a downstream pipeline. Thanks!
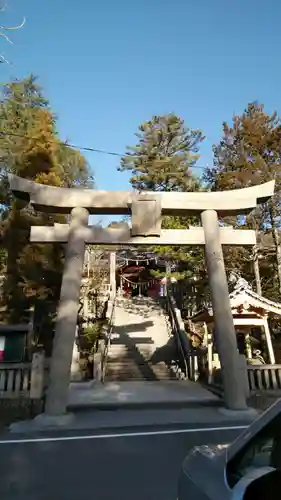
192;279;281;322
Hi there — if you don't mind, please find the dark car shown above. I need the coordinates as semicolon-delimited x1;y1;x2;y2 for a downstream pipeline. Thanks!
178;399;281;499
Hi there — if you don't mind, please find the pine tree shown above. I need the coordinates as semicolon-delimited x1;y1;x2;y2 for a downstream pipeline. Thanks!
119;113;204;192
205;102;281;297
119;114;206;283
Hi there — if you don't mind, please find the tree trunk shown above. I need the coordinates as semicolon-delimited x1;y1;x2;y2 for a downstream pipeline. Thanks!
269;204;281;296
272;225;281;295
247;212;262;296
253;244;262;295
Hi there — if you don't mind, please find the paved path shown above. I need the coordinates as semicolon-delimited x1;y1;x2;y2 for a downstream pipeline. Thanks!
68;379;219;409
0;424;244;500
68;296;219;409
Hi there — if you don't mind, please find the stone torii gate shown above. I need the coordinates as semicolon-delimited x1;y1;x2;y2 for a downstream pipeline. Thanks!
8;175;275;416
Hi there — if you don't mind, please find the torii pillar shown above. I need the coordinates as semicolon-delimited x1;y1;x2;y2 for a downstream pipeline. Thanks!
201;210;246;409
8;175;275;416
110;251;116;298
45;207;89;415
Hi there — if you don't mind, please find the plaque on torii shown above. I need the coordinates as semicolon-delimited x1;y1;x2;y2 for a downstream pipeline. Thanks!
8;175;275;416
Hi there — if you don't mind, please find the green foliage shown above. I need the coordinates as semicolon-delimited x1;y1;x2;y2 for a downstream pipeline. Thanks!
55;143;94;188
205;102;281;298
205;102;281;234
151;214;205;281
119;114;206;281
0;75;93;325
119;113;204;192
79;321;106;363
206;102;281;192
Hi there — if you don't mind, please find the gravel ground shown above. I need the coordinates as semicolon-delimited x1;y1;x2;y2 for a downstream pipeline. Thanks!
248;391;281;411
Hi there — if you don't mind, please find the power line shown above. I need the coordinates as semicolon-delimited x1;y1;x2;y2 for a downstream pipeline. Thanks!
0;131;207;170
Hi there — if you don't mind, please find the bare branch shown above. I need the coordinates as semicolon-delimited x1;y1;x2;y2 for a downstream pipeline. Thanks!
0;3;7;13
0;31;12;44
0;52;10;64
0;16;25;31
0;11;25;65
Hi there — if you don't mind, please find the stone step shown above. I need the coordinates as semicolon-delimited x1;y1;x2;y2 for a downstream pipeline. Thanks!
105;375;173;382
105;374;177;382
105;296;177;382
109;343;155;349
108;345;176;355
107;357;176;366
107;358;174;366
105;370;177;382
106;363;178;374
109;344;167;352
105;361;178;382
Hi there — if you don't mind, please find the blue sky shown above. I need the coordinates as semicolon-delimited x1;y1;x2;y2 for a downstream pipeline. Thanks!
1;0;281;196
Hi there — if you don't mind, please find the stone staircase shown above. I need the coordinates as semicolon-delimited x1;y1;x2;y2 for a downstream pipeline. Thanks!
105;296;180;382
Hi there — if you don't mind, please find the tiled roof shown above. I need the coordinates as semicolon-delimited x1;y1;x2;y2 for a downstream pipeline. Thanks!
229;282;281;313
192;279;281;320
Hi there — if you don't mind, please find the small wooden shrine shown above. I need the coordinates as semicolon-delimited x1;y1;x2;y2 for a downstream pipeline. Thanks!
191;278;281;377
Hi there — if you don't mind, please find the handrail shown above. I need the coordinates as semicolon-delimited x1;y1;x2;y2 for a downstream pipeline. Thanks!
165;291;189;378
100;292;116;383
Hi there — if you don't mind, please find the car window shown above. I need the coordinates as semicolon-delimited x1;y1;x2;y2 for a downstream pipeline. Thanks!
226;413;281;488
235;437;273;473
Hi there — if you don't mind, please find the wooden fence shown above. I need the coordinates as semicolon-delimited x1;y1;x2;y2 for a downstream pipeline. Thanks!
0;352;45;399
247;364;281;392
197;349;281;395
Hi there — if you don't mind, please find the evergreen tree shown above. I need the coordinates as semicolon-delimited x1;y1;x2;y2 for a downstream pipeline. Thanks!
119;114;206;282
0;75;93;331
205;102;281;298
119;113;204;192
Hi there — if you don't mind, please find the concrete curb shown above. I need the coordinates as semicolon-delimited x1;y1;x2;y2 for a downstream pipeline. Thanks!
67;398;223;412
7;416;255;436
219;407;258;420
6;404;260;435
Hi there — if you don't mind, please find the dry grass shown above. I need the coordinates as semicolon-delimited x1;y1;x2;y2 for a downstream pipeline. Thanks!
0;398;43;432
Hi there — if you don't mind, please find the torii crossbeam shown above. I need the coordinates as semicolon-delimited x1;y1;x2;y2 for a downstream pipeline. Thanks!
8;175;275;416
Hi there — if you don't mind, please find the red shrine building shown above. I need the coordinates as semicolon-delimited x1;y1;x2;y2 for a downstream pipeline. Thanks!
116;251;167;298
